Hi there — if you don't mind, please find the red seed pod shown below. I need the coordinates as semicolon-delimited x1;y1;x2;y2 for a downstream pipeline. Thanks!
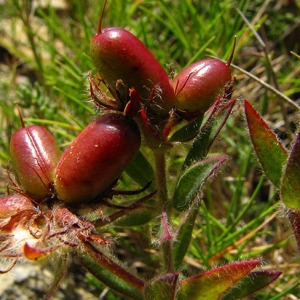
0;194;35;218
90;5;175;116
172;59;232;114
54;113;141;204
10;125;61;199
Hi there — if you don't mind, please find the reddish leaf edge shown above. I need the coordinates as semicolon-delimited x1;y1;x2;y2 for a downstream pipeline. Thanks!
180;259;260;285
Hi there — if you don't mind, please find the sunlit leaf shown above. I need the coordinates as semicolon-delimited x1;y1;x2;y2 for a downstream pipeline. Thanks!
178;260;260;300
244;100;288;187
221;270;281;300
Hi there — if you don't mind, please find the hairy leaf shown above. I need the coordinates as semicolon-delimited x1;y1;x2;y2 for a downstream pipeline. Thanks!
173;156;227;211
244;100;288;187
169;115;204;142
178;260;260;300
80;243;144;300
221;270;281;300
173;203;200;270
183;99;236;169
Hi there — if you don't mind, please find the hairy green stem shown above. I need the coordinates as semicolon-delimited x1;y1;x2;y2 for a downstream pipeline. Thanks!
154;151;168;207
154;150;174;273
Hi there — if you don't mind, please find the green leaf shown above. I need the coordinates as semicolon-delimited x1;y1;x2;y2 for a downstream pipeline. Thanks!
125;151;154;188
221;270;281;300
173;203;200;270
169;115;204;142
281;129;300;208
183;99;236;169
80;243;144;300
144;273;179;300
244;100;288;187
173;156;227;211
113;207;156;227
94;191;156;228
178;260;260;300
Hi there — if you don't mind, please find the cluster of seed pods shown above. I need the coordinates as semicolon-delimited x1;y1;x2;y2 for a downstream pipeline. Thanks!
0;0;234;265
90;1;233;147
0;108;141;266
6;110;141;206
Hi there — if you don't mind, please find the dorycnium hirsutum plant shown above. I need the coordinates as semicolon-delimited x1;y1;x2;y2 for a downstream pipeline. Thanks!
0;1;286;299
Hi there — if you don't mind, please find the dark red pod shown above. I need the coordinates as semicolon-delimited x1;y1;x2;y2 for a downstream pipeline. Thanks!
90;27;175;116
172;59;232;114
54;113;141;204
10;125;61;199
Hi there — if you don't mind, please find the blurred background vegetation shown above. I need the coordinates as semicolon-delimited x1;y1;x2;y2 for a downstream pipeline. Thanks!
0;0;300;299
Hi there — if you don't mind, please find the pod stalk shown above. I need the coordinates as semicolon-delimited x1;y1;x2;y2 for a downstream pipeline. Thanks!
97;0;107;34
227;36;236;66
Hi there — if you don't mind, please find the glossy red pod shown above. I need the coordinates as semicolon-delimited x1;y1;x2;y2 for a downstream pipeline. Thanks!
10;125;61;199
172;59;232;114
54;113;141;204
90;27;175;116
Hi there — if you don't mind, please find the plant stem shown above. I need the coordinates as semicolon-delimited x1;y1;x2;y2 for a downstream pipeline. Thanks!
154;150;168;208
153;150;174;273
